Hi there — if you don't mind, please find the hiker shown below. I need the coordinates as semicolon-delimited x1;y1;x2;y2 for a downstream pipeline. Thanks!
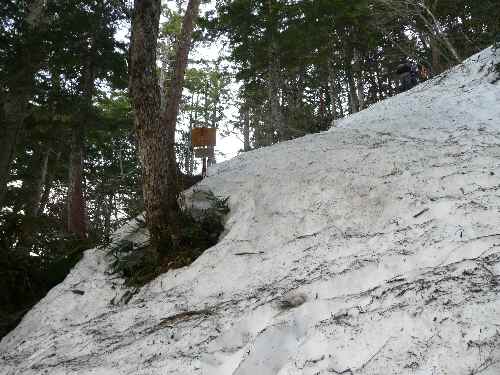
396;58;418;92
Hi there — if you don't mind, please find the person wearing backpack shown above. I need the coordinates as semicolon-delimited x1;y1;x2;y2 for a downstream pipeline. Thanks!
396;58;418;92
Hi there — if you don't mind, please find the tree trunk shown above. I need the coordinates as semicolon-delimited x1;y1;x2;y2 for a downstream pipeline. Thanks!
346;70;359;114
129;0;200;252
266;0;285;143
103;194;113;243
24;147;50;217
430;37;443;75
0;99;27;206
39;151;60;215
0;1;48;207
243;104;251;151
344;50;359;114
327;60;337;127
67;50;95;238
67;122;86;238
353;49;365;111
17;147;50;250
268;45;284;142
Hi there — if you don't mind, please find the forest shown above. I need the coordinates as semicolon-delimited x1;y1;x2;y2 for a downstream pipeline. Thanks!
1;0;499;339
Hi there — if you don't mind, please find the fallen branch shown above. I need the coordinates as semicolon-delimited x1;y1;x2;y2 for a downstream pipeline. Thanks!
413;208;429;218
357;337;392;371
234;251;265;256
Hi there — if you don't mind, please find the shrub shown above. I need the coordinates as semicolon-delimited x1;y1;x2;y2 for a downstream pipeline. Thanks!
108;191;229;286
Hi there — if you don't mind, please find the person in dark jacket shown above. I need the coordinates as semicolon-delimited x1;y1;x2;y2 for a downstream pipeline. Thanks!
396;58;418;92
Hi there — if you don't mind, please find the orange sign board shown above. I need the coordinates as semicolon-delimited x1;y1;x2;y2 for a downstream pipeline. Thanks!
191;127;216;147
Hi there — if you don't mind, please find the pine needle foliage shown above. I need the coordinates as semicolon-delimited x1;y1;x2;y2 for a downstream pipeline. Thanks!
108;193;229;286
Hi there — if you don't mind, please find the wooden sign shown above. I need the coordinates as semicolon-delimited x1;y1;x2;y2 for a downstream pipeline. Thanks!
191;127;216;147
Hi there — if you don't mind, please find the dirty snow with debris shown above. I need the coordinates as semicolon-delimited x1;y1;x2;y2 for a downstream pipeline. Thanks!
1;47;500;375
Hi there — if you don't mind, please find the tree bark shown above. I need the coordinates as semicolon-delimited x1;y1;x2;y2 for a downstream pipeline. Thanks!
23;147;50;217
67;48;95;238
17;147;50;250
0;0;48;207
268;44;284;142
344;46;360;114
129;0;200;252
266;0;285;143
38;151;60;215
327;59;337;127
67;122;86;238
242;104;251;151
0;99;27;206
353;49;365;111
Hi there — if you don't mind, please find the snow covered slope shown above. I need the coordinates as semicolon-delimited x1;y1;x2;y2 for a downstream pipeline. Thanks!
1;48;500;375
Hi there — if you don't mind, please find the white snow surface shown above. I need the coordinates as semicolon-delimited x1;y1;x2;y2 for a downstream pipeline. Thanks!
2;48;500;374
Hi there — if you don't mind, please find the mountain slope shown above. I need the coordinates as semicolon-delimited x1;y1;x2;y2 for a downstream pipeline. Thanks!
1;47;500;375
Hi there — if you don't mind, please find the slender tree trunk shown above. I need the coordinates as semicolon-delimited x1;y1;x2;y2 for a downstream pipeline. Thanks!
38;151;60;215
266;0;285;143
67;51;95;238
336;95;344;119
129;0;200;252
268;44;284;142
420;0;460;63
356;78;365;111
103;194;113;243
186;108;194;176
346;70;359;114
327;60;337;127
0;1;48;207
353;49;365;111
17;147;50;250
243;104;251;151
24;148;50;217
0;99;27;206
344;55;359;114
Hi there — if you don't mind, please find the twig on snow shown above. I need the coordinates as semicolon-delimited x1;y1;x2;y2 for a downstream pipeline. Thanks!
234;251;265;256
357;337;392;371
413;208;429;218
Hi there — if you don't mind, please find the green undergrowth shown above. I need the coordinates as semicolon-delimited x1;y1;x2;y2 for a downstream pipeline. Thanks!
108;192;229;287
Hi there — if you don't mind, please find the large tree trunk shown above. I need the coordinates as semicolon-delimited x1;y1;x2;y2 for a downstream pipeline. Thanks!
129;0;200;252
67;122;86;238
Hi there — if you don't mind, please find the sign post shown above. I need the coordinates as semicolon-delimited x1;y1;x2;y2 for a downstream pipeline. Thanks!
191;127;216;178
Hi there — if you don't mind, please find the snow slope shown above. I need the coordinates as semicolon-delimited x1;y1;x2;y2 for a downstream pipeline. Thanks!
1;48;500;375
